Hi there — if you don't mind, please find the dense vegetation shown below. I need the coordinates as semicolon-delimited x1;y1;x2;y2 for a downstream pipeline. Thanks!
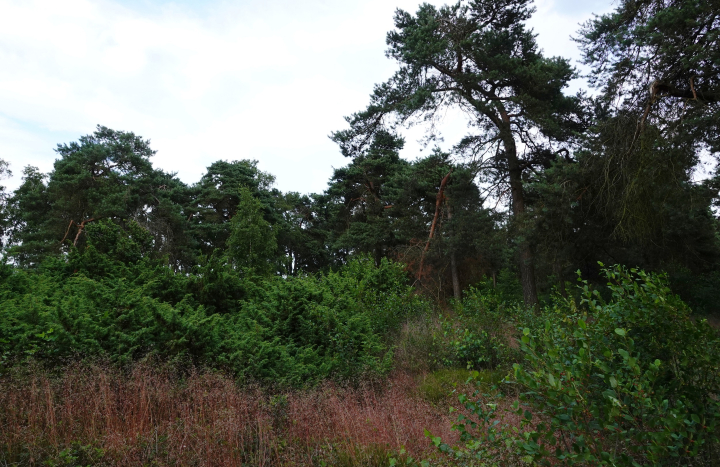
1;0;719;465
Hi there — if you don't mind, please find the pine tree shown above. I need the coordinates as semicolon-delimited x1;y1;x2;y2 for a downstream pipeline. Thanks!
227;186;277;274
332;0;585;305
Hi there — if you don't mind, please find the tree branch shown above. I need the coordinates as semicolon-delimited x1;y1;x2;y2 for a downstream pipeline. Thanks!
651;80;718;103
417;170;452;281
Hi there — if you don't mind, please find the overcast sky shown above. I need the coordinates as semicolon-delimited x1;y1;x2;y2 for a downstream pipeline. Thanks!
0;0;614;194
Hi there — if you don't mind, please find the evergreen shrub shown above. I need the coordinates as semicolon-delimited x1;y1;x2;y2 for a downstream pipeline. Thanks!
0;238;424;386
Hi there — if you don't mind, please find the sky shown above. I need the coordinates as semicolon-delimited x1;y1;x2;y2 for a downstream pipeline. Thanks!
0;0;614;195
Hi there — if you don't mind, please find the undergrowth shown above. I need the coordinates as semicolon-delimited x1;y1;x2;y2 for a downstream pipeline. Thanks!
421;265;720;466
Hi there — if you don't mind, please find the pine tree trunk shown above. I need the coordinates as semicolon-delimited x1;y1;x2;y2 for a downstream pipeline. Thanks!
447;204;461;301
450;251;461;301
501;122;539;306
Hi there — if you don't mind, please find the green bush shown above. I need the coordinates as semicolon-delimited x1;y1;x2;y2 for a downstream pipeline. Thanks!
435;285;522;370
430;265;720;466
0;247;425;386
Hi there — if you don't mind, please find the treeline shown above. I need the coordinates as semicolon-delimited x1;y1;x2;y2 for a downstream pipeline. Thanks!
2;0;716;310
0;0;718;369
0;127;500;288
0;119;717;310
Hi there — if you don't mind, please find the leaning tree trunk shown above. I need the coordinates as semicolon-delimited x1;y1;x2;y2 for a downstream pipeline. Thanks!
501;125;539;307
417;171;452;283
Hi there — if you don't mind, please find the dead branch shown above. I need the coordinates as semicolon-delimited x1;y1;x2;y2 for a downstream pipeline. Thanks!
73;218;96;246
60;218;98;247
417;170;452;281
650;79;718;103
60;220;78;245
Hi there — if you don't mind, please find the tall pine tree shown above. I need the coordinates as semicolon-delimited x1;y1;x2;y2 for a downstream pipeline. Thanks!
332;0;585;304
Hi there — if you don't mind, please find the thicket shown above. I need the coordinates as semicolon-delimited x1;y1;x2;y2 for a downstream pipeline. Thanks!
0;222;427;386
422;266;720;466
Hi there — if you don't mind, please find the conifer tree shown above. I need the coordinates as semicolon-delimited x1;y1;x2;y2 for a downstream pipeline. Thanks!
332;0;585;305
326;130;409;266
5;126;160;265
227;186;277;274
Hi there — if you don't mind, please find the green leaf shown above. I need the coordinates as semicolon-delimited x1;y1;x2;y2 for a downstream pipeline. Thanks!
609;376;617;388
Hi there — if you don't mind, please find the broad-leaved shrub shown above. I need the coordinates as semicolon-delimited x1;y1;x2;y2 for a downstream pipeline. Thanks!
429;265;720;466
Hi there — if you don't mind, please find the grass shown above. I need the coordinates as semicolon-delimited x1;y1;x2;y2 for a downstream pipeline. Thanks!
0;301;525;465
0;361;460;466
416;368;506;405
392;312;444;375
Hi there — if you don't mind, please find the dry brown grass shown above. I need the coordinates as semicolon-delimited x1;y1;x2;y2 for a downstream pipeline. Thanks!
0;362;461;466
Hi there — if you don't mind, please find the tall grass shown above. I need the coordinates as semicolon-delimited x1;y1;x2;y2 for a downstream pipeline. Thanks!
0;361;459;466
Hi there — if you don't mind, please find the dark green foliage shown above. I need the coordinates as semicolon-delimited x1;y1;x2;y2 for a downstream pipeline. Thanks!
564;0;720;283
668;267;720;315
0;243;423;386
0;128;434;387
333;0;587;304
186;159;277;257
387;150;504;294
273;191;332;275
525;113;720;296
3;127;199;269
5;166;54;265
5;127;156;262
227;186;278;274
321;141;505;298
325;130;409;266
578;0;720;151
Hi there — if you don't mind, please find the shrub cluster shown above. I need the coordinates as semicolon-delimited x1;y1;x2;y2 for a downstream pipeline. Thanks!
433;277;527;371
0;222;427;386
426;265;720;466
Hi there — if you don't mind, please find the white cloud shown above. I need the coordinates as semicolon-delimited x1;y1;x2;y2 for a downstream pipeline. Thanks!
0;0;615;194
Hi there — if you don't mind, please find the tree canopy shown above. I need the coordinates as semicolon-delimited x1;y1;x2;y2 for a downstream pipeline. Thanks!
332;0;586;304
0;0;717;310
